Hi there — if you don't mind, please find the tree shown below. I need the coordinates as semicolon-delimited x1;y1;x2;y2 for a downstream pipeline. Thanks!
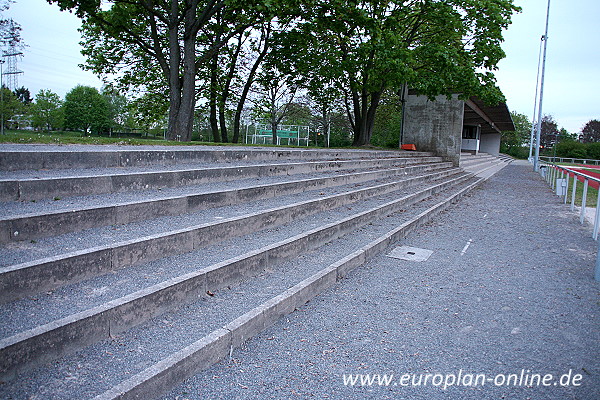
501;111;531;152
128;92;168;135
30;89;64;131
63;85;110;134
0;86;23;128
540;114;559;149
51;0;284;142
102;87;130;134
253;63;299;142
579;119;600;143
13;87;32;104
290;0;519;146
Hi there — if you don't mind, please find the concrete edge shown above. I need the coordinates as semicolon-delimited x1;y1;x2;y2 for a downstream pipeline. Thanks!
92;174;484;400
0;162;454;244
3;156;444;201
0;170;473;379
0;148;436;171
0;167;463;303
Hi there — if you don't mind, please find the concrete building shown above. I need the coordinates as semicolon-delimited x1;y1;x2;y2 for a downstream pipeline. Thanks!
402;92;515;166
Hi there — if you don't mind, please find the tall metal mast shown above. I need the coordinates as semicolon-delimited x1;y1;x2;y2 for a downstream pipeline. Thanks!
528;36;544;162
533;0;551;171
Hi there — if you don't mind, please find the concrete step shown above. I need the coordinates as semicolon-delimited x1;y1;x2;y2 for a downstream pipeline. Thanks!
0;145;486;399
0;168;462;303
461;154;513;180
0;145;433;171
459;154;495;167
0;162;453;243
0;156;445;201
0;174;480;397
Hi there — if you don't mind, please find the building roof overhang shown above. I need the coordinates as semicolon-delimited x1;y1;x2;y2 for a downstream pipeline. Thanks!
463;96;515;135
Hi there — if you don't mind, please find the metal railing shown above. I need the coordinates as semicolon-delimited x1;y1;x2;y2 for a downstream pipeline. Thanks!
540;156;600;166
538;160;600;280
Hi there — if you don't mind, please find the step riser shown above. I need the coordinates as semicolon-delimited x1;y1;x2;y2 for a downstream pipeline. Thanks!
0;157;443;201
0;168;461;303
0;149;434;171
0;173;472;381
94;177;483;400
0;162;453;243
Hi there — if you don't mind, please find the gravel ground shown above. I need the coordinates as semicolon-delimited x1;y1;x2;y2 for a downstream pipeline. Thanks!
0;159;404;180
0;164;446;217
0;170;458;266
161;160;600;400
0;173;469;338
0;175;475;399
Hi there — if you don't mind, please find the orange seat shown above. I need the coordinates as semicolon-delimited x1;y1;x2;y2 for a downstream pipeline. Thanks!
401;144;417;151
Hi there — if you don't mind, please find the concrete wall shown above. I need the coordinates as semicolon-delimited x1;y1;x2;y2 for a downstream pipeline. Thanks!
480;133;501;156
461;139;479;153
403;94;464;166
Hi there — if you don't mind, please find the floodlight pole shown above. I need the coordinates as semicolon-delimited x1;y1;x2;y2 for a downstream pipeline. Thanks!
528;36;544;162
534;0;551;172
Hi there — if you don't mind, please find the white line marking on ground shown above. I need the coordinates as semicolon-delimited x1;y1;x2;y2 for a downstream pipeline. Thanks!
483;213;487;218
460;239;473;256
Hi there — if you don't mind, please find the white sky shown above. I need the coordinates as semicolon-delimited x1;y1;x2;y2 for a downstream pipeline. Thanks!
5;0;600;133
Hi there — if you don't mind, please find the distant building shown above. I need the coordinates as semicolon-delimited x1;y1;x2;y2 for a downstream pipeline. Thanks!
403;92;515;166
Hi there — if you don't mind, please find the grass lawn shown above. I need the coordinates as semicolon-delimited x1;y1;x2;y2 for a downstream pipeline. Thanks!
0;130;236;146
557;173;599;207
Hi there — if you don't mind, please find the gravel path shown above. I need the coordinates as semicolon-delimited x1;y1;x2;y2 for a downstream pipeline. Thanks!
163;160;600;400
0;176;475;399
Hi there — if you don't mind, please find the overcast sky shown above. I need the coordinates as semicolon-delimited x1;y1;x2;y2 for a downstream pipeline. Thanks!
5;0;599;133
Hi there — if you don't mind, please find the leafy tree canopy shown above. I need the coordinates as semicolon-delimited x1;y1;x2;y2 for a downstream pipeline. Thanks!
579;119;600;143
31;89;64;131
63;85;110;134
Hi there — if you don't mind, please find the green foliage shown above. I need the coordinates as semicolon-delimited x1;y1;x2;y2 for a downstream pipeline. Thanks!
0;86;23;127
371;90;402;148
504;146;529;159
501;111;531;153
14;87;32;104
63;85;110;134
288;0;519;146
30;89;64;131
580;119;600;143
555;141;588;159
586;142;600;160
128;92;168;134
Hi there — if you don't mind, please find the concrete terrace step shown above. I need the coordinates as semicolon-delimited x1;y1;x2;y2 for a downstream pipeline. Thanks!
460;153;513;180
0;145;486;399
0;168;464;302
0;162;453;243
0;174;480;397
0;145;433;171
0;156;444;201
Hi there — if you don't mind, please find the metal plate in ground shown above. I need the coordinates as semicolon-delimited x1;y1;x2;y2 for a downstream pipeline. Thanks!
387;246;433;262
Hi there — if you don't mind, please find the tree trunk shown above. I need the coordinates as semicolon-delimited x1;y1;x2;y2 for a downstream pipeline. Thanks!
232;27;271;143
351;90;382;146
219;103;228;142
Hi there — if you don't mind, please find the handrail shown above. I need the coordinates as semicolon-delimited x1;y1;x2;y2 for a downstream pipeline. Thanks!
540;156;600;166
540;161;600;281
539;160;600;237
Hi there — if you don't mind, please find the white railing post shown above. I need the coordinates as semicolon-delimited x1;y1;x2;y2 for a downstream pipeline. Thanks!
564;170;569;203
581;179;589;224
571;175;577;211
594;187;600;240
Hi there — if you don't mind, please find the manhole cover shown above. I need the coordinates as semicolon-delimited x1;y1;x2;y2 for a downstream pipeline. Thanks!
387;246;433;262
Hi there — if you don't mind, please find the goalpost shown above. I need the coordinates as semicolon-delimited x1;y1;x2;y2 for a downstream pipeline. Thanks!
245;123;311;146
